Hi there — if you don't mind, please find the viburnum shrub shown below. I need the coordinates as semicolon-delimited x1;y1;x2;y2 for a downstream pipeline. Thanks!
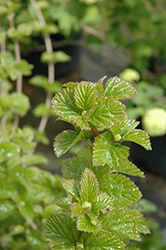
43;76;152;250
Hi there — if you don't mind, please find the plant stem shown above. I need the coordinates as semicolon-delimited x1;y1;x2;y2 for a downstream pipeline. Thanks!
9;15;23;129
30;0;54;134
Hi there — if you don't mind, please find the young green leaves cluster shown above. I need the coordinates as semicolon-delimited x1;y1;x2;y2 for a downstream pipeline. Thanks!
43;76;151;250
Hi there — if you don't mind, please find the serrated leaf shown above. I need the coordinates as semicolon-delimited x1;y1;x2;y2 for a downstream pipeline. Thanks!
77;148;92;161
62;156;91;180
80;168;99;203
103;210;140;241
74;82;96;111
63;82;79;88
54;130;84;157
0;200;16;220
0;178;15;198
52;88;80;122
77;214;101;233
112;160;145;178
54;197;72;211
84;231;125;250
93;131;129;167
104;174;142;207
104;76;137;100
125;210;150;234
90;165;110;189
62;179;80;199
121;129;152;150
43;214;76;248
26;229;48;250
93;192;112;213
71;202;90;217
73;114;91;130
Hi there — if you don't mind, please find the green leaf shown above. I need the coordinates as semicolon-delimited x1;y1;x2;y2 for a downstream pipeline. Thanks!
90;165;110;189
18;200;34;220
0;200;16;220
93;131;129;167
125;210;150;234
0;177;16;199
62;179;80;199
29;75;48;88
93;192;112;212
62;156;91;180
52;88;80;123
26;229;48;250
10;93;30;116
112;160;145;178
74;81;96;110
33;103;53;117
104;76;137;100
104;174;142;207
26;183;46;202
45;81;62;93
77;148;92;161
84;231;125;250
43;214;76;248
17;23;33;36
103;210;140;241
71;202;90;217
41;51;71;64
54;197;72;211
15;60;33;76
0;142;20;163
77;214;101;233
80;168;99;203
54;130;84;157
121;129;152;150
42;23;59;34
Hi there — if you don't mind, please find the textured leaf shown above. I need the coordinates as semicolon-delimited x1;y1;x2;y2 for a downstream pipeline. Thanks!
26;229;48;250
125;210;150;234
73;114;91;130
43;214;76;248
77;148;92;161
74;81;96;111
22;153;48;166
80;168;99;203
62;156;91;180
112;160;145;178
104;76;137;100
62;179;80;199
121;129;151;150
84;231;125;250
63;81;79;88
103;210;140;241
71;202;90;217
89;165;110;189
104;174;142;207
54;130;84;157
0;200;16;220
93;131;129;167
93;192;112;213
77;214;101;233
51;88;80;122
54;197;72;211
0;177;16;198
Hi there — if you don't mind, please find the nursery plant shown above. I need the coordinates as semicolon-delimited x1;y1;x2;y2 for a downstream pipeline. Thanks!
43;76;152;249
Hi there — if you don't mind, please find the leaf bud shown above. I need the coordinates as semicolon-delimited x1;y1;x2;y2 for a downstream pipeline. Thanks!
76;242;84;249
82;201;92;209
114;134;122;142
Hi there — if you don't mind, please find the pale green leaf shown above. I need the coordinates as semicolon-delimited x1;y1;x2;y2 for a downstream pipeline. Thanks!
15;60;33;76
54;197;72;211
121;129;152;150
0;177;16;199
74;81;96;111
104;76;137;100
0;200;16;220
93;192;112;212
62;179;80;199
43;214;76;248
80;168;99;203
104;174;142;207
93;131;129;167
84;231;125;250
10;93;30;116
26;229;48;250
33;103;53;117
29;75;48;88
103;210;140;241
26;183;46;202
63;82;80;88
112;160;145;178
54;130;84;157
77;214;101;233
